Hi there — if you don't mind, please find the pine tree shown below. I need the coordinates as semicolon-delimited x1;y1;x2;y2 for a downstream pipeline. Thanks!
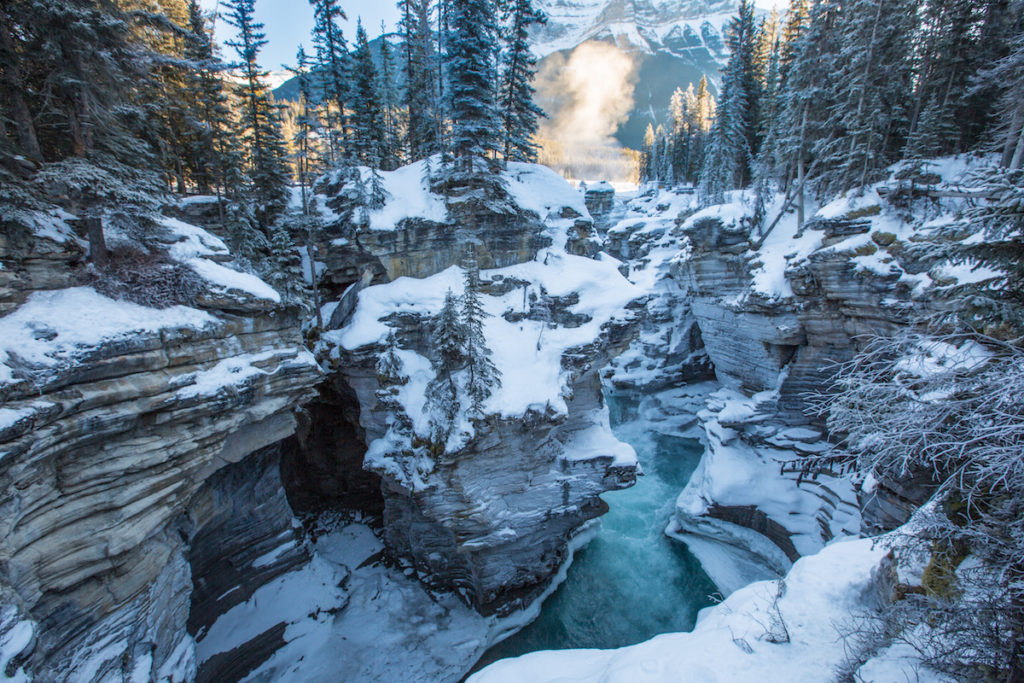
700;34;750;202
185;0;246;208
310;0;350;163
426;288;467;439
377;27;403;170
499;0;546;162
398;0;440;160
727;0;762;184
461;253;500;413
377;330;409;386
291;45;325;213
815;0;918;195
350;20;387;168
438;0;508;210
224;0;290;224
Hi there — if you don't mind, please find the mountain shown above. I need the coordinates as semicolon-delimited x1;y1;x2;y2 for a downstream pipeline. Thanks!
532;0;738;149
532;0;735;59
270;2;740;150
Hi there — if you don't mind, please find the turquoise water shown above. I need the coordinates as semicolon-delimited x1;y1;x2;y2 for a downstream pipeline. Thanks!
475;392;717;667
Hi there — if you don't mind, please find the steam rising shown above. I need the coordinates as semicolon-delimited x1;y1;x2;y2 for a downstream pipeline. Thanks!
535;41;640;184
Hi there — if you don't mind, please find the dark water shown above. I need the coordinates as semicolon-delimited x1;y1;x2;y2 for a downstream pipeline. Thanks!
474;392;717;669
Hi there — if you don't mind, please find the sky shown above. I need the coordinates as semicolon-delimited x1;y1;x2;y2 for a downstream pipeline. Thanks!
201;0;402;72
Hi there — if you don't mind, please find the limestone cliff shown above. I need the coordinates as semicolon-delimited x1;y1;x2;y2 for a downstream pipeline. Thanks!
0;209;320;680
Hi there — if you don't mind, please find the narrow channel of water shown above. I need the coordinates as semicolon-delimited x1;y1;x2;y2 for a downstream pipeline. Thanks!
475;390;717;668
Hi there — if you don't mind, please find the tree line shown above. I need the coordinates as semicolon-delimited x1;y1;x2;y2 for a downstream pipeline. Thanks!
0;0;548;256
641;0;1024;221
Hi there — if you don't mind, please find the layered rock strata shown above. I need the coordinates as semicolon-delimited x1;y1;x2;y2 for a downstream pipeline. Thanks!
0;213;320;680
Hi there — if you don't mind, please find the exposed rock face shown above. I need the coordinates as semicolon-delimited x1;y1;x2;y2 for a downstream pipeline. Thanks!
583;183;615;232
335;301;640;616
0;217;321;680
657;190;952;587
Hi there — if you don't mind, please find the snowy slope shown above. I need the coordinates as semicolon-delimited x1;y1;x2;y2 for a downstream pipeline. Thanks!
532;0;736;59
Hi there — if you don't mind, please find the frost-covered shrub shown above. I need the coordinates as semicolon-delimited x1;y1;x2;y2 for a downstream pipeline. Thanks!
89;245;202;308
811;331;1024;680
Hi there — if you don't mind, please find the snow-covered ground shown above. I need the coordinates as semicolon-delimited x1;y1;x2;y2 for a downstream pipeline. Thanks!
470;530;948;683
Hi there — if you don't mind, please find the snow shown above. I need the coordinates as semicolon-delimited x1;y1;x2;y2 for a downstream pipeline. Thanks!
505;162;591;219
895;338;992;379
159;215;281;302
159;215;230;261
363;161;448;231
750;194;824;299
332;253;642;422
174;349;318;399
186;258;282;303
176;194;220;207
470;537;889;683
932;260;1001;286
0;610;33;683
198;517;593;683
0;287;215;387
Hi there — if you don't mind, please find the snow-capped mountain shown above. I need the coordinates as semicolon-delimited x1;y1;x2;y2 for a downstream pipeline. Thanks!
532;0;735;62
532;0;740;148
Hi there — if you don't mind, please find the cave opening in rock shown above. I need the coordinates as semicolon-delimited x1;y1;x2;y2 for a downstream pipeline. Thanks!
278;376;384;517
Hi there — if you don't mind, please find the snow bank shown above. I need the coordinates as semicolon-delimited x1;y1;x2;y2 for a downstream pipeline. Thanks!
0;287;214;387
159;216;281;303
470;537;889;683
333;254;641;421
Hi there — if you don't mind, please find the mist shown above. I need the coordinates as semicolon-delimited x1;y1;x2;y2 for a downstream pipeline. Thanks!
534;41;640;184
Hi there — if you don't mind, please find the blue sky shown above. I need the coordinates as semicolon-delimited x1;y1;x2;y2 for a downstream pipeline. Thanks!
201;0;402;71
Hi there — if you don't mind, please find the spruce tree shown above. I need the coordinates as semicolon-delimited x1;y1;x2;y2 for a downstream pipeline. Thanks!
224;0;290;225
377;27;403;170
185;0;246;207
439;0;508;210
462;253;500;413
499;0;546;162
398;0;440;160
426;288;467;440
310;0;350;163
351;20;387;168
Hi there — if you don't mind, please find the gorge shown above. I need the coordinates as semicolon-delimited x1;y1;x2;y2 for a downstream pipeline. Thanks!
1;151;982;682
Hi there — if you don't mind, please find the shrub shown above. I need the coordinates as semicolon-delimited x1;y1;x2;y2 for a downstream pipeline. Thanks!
90;245;203;308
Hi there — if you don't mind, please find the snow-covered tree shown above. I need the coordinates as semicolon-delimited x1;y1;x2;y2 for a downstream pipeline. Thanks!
462;253;501;413
351;20;387;168
425;288;467;440
437;0;509;210
224;0;290;225
499;0;546;162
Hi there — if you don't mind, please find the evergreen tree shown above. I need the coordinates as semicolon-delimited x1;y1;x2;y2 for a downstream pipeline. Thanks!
184;0;246;207
727;0;762;183
377;330;409;386
291;44;325;213
438;0;508;210
398;0;440;160
461;253;500;413
310;0;350;163
426;288;467;439
499;0;546;162
224;0;290;224
377;27;403;170
815;0;918;195
350;19;387;168
700;35;750;202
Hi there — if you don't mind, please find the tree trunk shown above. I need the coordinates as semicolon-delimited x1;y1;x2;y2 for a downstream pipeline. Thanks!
86;216;108;268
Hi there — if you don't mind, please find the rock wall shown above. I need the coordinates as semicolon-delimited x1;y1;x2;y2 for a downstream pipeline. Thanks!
336;306;640;616
0;216;321;680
